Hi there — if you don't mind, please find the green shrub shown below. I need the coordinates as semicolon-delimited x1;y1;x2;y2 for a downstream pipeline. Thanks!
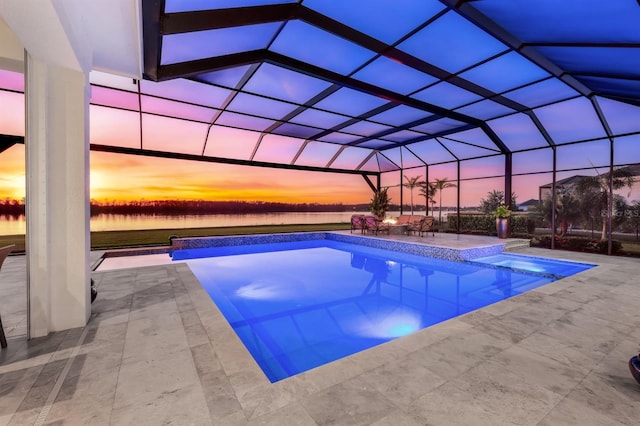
530;236;622;254
593;240;623;254
447;214;493;233
527;219;536;234
566;238;587;251
530;236;552;248
447;214;530;235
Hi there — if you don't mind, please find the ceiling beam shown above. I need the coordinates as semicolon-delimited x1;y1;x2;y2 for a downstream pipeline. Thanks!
362;175;378;193
600;94;640;108
89;143;378;176
156;49;264;80
443;0;593;98
303;103;398;143
347;115;444;147
479;122;510;153
4;134;379;176
522;42;640;48
142;0;164;80
156;49;487;128
296;6;528;113
146;1;516;154
569;71;640;81
0;135;20;154
377;124;477;150
162;3;299;34
151;3;529;112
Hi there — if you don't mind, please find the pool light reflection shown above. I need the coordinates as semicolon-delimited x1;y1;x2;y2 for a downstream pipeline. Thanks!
236;280;289;300
350;311;421;339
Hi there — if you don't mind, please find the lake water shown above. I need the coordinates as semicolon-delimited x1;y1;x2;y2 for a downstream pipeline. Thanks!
1;211;395;234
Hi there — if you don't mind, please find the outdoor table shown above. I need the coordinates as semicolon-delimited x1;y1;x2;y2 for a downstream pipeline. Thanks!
389;224;408;235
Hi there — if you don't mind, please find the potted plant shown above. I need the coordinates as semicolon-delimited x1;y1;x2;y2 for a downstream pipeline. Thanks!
369;187;391;220
493;204;512;239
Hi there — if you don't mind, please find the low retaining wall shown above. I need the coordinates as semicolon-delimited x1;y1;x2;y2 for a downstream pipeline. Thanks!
170;232;506;262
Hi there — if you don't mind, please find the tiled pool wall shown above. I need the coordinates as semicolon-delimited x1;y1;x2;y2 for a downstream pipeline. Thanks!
170;232;506;262
170;232;327;250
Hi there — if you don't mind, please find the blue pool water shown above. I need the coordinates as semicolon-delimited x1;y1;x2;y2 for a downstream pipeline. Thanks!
176;240;591;382
469;253;594;278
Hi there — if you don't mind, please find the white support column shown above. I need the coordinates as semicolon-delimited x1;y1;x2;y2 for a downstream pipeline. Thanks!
25;53;90;337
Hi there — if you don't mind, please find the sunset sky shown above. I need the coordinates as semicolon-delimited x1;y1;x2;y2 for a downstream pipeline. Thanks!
0;144;375;204
2;143;638;208
2;70;637;209
0;142;487;207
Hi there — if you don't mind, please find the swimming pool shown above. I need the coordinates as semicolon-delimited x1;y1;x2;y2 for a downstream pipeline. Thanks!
175;239;592;382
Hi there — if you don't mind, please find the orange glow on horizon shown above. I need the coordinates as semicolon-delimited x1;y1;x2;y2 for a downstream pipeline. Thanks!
0;145;587;207
0;145;25;200
0;145;372;204
88;150;372;203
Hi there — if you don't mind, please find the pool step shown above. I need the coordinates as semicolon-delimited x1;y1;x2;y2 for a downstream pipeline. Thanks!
504;238;531;251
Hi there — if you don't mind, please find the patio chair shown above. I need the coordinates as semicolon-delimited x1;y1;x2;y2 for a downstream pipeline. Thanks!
350;214;366;234
396;215;412;225
364;215;390;235
397;215;422;227
0;244;15;349
408;216;435;237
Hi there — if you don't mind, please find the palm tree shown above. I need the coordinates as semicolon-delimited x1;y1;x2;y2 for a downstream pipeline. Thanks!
554;188;582;237
538;188;584;237
419;181;437;215
403;175;422;215
575;168;634;241
433;178;457;225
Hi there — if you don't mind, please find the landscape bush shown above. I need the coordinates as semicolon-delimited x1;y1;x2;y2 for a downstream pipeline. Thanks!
447;214;530;235
530;236;623;254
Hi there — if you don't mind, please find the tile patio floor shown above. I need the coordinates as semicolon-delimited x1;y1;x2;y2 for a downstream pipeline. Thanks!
1;232;639;425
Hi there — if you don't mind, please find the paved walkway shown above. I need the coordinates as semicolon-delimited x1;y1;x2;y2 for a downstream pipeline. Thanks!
1;233;639;425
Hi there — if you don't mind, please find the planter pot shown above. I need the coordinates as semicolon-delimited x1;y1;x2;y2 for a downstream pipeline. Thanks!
496;217;510;239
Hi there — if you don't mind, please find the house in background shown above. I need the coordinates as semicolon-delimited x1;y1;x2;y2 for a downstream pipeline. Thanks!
517;199;539;211
539;165;640;202
538;175;589;201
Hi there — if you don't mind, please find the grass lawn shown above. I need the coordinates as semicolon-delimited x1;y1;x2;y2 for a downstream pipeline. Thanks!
620;240;640;255
3;223;637;257
0;223;351;253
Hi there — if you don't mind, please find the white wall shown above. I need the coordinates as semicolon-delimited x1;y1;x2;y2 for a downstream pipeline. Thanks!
0;15;24;71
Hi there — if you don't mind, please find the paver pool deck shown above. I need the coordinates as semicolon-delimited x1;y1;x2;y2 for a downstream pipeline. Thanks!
1;232;639;425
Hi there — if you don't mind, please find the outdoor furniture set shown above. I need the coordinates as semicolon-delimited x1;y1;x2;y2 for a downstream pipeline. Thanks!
350;214;435;237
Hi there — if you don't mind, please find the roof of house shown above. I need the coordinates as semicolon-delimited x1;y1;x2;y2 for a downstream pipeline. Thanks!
518;199;539;207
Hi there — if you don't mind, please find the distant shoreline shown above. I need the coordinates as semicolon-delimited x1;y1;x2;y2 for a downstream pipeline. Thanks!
0;222;352;253
1;199;381;216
